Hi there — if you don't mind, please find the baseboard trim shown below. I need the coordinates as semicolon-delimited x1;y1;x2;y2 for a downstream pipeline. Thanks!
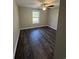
47;25;57;31
20;25;57;31
20;25;48;30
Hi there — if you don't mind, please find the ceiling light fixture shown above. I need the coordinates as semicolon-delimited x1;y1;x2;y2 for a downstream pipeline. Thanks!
43;7;46;11
42;5;46;11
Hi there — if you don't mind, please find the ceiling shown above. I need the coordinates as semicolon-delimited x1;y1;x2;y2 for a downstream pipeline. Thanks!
16;0;60;9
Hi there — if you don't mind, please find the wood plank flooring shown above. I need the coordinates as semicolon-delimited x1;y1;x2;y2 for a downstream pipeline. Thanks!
15;26;56;59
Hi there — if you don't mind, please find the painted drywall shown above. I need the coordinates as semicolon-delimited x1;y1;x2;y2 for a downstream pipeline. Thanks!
13;0;20;56
47;7;59;30
19;7;48;29
54;0;66;59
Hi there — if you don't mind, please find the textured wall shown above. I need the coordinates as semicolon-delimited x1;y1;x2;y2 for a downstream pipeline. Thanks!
19;7;48;29
47;7;59;30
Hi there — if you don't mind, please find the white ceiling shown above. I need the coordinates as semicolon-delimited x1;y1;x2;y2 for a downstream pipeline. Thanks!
16;0;60;8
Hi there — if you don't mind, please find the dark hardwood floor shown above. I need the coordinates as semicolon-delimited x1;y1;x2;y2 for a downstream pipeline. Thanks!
15;26;56;59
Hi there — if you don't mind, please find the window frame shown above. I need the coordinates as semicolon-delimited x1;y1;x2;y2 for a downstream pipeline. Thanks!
32;10;40;24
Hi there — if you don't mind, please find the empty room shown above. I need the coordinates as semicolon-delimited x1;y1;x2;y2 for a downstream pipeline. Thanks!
13;0;66;59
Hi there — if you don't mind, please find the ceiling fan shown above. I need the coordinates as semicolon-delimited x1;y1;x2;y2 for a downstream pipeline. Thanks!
35;0;56;10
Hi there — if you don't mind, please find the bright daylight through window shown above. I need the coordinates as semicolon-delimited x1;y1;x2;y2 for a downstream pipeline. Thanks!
32;10;40;24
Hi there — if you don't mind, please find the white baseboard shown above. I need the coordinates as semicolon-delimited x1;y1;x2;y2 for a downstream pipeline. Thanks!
47;25;57;31
13;30;20;58
20;25;57;31
20;25;48;30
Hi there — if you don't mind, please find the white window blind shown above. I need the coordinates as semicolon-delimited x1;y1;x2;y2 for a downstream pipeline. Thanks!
32;10;40;24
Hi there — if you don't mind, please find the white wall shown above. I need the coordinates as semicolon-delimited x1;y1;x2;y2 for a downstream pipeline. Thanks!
47;7;59;30
13;0;20;56
19;7;48;29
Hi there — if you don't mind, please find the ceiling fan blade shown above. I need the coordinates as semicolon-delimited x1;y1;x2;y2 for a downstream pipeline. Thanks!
48;5;54;7
44;0;55;4
35;0;55;9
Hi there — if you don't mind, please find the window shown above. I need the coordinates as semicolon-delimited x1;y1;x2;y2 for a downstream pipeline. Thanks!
32;10;40;24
